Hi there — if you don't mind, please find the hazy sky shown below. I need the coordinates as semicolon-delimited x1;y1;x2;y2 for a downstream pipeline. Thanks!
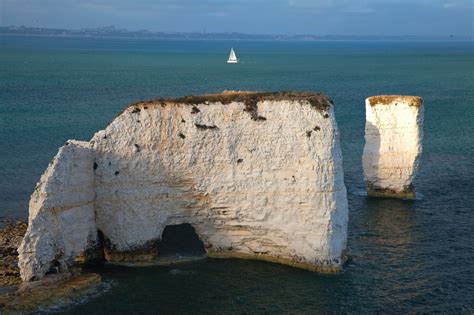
1;0;473;36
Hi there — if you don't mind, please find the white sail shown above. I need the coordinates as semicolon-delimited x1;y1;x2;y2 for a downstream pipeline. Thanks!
227;48;239;64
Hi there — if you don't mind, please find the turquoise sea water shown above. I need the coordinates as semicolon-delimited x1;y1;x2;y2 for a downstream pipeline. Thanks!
1;36;473;312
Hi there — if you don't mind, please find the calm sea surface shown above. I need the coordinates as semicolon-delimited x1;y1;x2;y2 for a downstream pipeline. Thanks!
0;36;473;313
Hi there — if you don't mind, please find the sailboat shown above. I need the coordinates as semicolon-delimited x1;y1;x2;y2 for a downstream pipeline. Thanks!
227;48;239;64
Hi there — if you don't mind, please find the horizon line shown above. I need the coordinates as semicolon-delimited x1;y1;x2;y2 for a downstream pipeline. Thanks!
1;25;472;39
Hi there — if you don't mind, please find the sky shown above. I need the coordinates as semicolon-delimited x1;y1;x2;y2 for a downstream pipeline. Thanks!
1;0;473;36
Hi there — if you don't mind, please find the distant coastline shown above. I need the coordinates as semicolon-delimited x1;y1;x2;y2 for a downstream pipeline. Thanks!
1;25;471;41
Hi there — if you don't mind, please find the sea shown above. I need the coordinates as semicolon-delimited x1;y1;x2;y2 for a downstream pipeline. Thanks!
0;36;473;313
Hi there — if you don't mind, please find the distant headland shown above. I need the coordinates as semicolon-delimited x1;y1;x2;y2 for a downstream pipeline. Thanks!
1;25;471;41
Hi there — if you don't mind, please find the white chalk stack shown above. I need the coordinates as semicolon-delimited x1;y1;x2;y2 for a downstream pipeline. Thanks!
362;95;424;198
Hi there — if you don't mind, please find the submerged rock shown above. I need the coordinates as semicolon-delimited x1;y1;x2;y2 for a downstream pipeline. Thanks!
18;91;349;281
362;95;424;198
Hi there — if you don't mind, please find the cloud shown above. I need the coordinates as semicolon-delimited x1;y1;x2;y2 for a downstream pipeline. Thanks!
287;0;472;9
288;0;377;15
443;2;456;8
341;7;376;14
288;0;348;8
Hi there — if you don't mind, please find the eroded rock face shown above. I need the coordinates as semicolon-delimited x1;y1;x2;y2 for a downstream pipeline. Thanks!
362;95;424;198
19;92;349;280
92;92;348;271
18;141;97;281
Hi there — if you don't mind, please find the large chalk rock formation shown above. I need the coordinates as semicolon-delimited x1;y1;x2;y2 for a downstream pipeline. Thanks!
362;95;424;198
18;92;348;281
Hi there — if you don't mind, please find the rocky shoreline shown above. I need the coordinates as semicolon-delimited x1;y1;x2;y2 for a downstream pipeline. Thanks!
0;272;103;313
0;221;27;286
0;221;103;313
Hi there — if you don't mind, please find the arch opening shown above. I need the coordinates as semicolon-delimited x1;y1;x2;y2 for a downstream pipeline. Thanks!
157;224;206;258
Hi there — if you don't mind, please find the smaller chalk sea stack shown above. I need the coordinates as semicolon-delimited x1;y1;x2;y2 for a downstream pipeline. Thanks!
363;95;424;198
18;91;349;282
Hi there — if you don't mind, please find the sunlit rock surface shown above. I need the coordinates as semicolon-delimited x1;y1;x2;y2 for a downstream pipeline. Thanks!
362;95;424;198
19;92;348;281
18;141;97;281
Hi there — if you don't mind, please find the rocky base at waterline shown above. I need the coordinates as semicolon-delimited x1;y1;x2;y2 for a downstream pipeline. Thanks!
0;273;102;313
0;221;27;286
0;222;103;314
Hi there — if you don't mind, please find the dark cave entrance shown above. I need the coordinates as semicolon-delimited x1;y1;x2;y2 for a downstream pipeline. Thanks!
157;224;206;257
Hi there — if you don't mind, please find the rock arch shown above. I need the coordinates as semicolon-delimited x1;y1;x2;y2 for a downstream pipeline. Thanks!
19;91;348;281
157;223;206;257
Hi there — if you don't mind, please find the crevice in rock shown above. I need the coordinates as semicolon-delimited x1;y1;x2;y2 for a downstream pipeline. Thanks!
195;123;218;130
45;259;61;275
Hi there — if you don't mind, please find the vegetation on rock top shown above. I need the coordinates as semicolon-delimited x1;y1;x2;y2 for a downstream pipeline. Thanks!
367;95;422;107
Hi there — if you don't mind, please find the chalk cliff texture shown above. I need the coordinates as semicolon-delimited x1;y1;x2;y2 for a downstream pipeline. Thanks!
362;95;424;198
18;141;98;281
92;92;348;271
19;92;349;281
